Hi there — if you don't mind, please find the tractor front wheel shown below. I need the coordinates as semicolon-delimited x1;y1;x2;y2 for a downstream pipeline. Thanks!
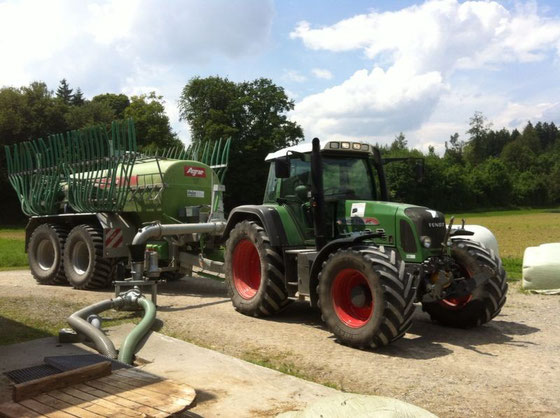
64;224;114;290
318;247;416;349
28;223;68;285
224;220;289;316
422;239;508;328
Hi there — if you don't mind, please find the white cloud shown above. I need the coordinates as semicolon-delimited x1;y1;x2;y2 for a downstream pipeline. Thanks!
283;70;307;83
292;66;445;138
289;0;560;142
0;0;274;141
311;68;333;79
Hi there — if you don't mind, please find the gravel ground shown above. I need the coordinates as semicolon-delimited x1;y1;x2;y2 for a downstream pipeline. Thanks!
1;270;559;417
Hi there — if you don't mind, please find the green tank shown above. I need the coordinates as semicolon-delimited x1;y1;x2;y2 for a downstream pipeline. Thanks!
123;158;218;224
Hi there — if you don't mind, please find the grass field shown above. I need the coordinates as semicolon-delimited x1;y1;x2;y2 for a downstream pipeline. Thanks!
0;296;139;345
0;227;26;271
1;208;558;278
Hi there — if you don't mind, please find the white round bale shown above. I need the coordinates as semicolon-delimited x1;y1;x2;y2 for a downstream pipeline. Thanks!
451;224;500;257
522;243;560;292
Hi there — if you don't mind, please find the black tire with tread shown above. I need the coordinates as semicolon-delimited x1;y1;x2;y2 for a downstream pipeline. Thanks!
28;223;68;285
224;220;290;316
422;238;508;328
318;246;417;349
64;224;114;290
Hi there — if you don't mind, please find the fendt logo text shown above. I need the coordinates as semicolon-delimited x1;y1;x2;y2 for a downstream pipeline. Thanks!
184;166;206;178
428;222;445;228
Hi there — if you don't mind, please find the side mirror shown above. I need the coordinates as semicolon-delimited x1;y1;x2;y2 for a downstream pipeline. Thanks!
415;161;424;182
275;157;290;178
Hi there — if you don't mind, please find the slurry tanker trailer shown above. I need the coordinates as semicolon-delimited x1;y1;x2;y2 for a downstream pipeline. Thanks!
5;120;507;348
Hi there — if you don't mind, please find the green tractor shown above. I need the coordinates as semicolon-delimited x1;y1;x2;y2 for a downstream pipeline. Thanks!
222;138;508;348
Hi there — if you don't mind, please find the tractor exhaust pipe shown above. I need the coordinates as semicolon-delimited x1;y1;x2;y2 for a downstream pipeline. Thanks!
310;137;327;251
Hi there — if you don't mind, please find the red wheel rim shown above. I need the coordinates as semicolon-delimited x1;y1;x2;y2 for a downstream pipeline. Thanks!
440;294;472;309
332;268;373;328
440;263;473;309
232;239;261;299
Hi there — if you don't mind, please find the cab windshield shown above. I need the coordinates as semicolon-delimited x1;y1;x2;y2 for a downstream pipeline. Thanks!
264;155;376;202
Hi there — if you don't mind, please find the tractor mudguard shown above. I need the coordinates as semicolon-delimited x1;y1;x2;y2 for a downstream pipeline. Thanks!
222;205;291;247
307;233;383;307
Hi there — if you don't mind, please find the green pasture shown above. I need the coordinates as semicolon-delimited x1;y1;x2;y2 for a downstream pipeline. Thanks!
0;227;26;271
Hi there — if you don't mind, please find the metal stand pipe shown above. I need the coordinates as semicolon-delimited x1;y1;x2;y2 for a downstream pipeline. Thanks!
132;221;226;245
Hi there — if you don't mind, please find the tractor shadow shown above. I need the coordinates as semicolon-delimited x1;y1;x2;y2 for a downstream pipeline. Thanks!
368;307;539;360
156;275;230;312
270;303;540;360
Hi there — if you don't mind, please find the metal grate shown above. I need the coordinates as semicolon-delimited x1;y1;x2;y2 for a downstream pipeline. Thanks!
44;354;131;372
4;364;62;384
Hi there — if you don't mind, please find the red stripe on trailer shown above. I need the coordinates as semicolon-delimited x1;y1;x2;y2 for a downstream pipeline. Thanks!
112;235;123;249
105;228;120;246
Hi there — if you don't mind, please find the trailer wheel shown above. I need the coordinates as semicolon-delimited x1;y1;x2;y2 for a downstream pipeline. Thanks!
224;220;290;316
64;224;114;290
318;247;416;349
28;223;68;285
422;239;508;328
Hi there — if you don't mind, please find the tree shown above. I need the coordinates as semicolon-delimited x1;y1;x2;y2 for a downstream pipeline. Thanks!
65;100;115;130
124;92;181;150
390;132;407;152
444;132;464;164
56;79;73;105
178;76;303;211
72;88;85;106
92;93;130;119
464;111;491;165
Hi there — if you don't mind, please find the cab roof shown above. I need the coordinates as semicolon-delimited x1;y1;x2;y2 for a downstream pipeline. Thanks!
265;140;374;161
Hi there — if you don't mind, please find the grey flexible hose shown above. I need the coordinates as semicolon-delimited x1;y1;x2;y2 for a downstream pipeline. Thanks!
67;299;119;358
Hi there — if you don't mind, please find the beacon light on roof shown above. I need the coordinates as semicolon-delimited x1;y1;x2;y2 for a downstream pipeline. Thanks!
330;142;340;149
352;143;361;150
341;142;351;149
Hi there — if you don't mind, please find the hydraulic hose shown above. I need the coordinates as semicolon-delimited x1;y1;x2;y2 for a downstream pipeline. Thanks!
118;296;157;364
67;299;118;359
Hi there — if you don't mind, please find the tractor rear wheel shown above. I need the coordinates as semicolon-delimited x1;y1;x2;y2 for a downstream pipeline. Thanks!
422;239;508;328
28;223;68;285
318;247;416;349
64;224;114;290
224;220;290;316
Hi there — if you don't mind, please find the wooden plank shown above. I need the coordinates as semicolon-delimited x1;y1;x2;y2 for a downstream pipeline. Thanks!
13;362;112;402
95;376;190;409
18;399;74;418
32;394;102;418
0;401;46;418
47;390;95;410
84;380;179;414
59;387;138;418
114;368;161;382
109;372;196;402
65;385;166;418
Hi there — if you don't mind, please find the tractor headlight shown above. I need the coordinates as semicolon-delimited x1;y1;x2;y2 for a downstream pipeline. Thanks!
420;236;432;248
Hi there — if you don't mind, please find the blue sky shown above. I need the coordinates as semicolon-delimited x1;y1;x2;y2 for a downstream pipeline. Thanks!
2;0;560;152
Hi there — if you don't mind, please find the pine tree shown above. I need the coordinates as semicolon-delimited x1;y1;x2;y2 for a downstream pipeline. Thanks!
56;79;73;104
72;88;85;106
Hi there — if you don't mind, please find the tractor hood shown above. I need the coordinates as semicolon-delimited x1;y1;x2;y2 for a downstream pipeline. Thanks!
337;200;446;262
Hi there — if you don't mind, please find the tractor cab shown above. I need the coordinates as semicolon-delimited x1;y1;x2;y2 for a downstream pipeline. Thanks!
264;141;382;242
